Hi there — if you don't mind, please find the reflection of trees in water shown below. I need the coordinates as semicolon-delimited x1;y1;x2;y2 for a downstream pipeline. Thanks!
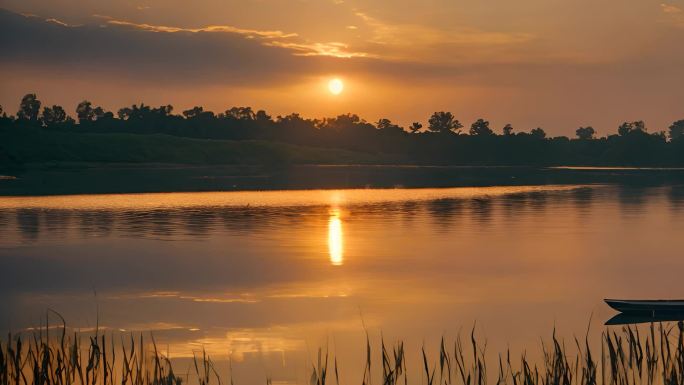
0;197;503;240
218;206;322;234
118;210;178;238
399;200;420;226
43;209;72;236
427;198;463;230
499;191;555;220
182;209;217;236
147;210;176;237
0;210;9;232
668;185;684;211
527;191;548;213
571;187;594;219
617;185;650;215
79;210;114;237
0;187;630;241
16;209;40;241
219;207;265;233
347;202;406;224
470;197;492;224
500;192;528;218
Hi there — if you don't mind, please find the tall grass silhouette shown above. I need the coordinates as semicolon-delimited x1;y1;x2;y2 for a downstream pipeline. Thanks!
1;317;682;385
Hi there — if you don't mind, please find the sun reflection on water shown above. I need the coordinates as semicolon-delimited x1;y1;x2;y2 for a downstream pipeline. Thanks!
328;209;343;266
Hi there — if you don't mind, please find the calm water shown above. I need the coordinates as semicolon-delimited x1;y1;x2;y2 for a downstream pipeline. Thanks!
1;184;684;383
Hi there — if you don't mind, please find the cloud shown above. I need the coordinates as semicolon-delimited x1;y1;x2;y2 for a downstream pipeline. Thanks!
0;9;365;86
661;3;684;27
100;17;300;39
264;40;374;58
661;3;682;13
44;17;69;27
0;8;511;88
352;10;536;63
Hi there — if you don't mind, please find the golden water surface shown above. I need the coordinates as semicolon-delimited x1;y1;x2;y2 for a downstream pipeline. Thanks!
1;184;684;384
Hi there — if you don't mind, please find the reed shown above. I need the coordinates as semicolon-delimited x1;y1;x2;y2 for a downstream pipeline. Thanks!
1;320;682;385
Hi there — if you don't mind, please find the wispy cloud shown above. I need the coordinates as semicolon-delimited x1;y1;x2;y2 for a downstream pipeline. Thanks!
265;40;373;58
92;15;374;58
44;17;69;27
99;17;299;39
354;11;533;45
661;3;684;27
661;3;682;13
108;290;260;303
350;9;537;63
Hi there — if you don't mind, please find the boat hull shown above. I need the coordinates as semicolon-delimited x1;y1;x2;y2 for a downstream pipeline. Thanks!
605;299;684;315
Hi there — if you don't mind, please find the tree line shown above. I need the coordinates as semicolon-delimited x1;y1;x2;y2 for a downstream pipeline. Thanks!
2;93;684;166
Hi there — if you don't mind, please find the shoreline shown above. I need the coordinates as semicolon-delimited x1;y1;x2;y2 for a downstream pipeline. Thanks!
2;163;684;196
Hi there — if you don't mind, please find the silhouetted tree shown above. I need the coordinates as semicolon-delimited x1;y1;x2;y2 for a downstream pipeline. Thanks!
117;103;169;121
575;126;595;140
376;118;393;130
93;106;113;120
530;127;546;139
17;93;41;122
183;106;215;120
617;122;631;136
156;105;174;116
255;110;272;122
6;91;684;167
118;106;134;120
376;118;404;134
76;101;95;122
428;111;462;134
469;119;493;136
183;106;202;119
617;122;630;136
669;120;684;141
277;113;305;124
618;121;646;136
322;113;362;130
41;105;72;126
409;122;423;134
226;106;255;120
275;113;318;140
633;121;646;132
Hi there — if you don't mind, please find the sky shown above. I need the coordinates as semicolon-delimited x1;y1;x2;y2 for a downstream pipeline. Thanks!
0;0;683;136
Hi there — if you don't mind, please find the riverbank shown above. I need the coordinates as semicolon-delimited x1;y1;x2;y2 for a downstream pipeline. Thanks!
3;163;684;195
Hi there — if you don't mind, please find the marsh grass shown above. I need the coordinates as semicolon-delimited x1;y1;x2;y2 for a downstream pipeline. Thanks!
1;318;682;385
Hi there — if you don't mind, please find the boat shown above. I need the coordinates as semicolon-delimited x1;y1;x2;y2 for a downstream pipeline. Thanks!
605;299;684;315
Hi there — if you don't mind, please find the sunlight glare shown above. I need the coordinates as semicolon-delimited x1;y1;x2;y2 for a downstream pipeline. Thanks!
328;209;344;266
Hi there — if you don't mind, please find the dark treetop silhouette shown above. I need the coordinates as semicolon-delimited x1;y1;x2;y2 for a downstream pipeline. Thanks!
2;93;684;167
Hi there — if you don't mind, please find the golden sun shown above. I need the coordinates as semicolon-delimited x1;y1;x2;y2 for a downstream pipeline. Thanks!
328;78;344;95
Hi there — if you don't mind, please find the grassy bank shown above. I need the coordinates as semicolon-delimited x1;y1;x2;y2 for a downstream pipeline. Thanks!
0;128;385;166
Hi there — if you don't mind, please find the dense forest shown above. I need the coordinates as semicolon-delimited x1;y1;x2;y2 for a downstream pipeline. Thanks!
2;93;684;167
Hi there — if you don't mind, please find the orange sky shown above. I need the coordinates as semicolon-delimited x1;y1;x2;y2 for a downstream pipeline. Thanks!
0;0;683;136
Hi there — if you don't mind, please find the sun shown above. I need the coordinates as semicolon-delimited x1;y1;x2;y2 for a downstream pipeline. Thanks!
328;78;344;95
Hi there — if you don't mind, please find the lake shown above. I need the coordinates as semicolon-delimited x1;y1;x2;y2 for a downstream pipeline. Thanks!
1;183;684;384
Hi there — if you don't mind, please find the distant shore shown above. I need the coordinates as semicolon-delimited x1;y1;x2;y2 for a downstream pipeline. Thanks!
3;163;684;196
